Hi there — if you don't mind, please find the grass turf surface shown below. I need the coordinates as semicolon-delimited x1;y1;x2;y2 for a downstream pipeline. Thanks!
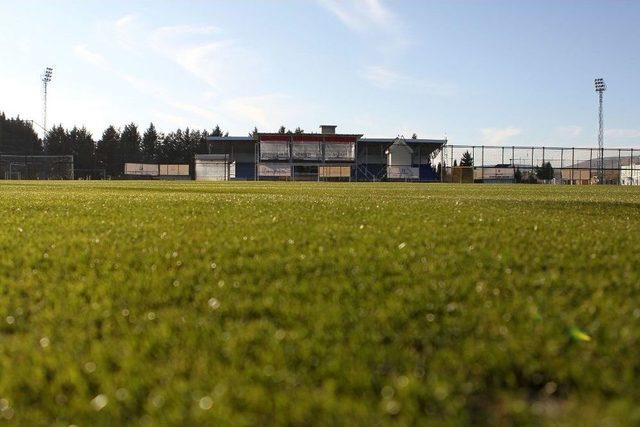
1;181;640;426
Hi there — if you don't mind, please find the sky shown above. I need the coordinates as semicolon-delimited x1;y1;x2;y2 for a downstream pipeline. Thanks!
0;0;639;147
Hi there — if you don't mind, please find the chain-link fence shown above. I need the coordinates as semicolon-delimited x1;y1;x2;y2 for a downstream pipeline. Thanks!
440;145;639;184
0;155;74;180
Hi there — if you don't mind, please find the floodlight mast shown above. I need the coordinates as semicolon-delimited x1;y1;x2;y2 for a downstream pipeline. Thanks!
594;78;606;184
41;67;53;134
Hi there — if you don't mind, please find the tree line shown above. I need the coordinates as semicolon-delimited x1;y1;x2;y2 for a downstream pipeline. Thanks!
0;112;230;178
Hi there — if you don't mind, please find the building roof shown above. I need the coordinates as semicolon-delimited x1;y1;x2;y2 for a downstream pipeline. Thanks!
207;136;254;142
360;138;447;145
206;135;447;144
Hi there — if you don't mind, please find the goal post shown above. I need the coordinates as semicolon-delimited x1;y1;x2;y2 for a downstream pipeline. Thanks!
0;155;74;180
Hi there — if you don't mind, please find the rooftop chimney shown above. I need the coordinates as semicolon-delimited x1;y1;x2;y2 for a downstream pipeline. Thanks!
320;125;337;135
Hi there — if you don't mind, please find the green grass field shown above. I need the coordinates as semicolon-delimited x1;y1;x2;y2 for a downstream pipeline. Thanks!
1;181;640;426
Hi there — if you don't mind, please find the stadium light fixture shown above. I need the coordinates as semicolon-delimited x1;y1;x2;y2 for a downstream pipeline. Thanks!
594;78;606;184
41;67;53;133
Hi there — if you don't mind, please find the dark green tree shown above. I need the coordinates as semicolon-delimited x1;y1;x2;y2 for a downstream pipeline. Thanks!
514;167;523;183
121;123;141;164
460;150;474;167
294;127;304;134
411;133;418;139
535;162;554;181
278;126;286;134
44;125;71;155
211;125;224;137
0;113;42;154
141;123;158;163
249;126;259;139
96;126;121;177
70;127;95;172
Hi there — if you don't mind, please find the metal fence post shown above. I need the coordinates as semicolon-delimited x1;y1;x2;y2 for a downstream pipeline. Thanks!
560;148;564;184
590;148;593;184
481;145;485;182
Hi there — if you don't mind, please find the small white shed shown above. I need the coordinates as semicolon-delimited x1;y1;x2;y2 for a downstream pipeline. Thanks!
386;138;419;179
195;154;235;181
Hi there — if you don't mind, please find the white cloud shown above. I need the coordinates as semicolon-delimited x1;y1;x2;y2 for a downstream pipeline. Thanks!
73;44;107;68
362;65;457;96
480;127;522;145
362;65;401;89
555;125;583;139
71;16;311;133
605;129;640;139
114;14;138;51
115;14;135;29
73;41;224;126
318;0;406;49
225;94;308;130
149;24;258;94
153;24;220;37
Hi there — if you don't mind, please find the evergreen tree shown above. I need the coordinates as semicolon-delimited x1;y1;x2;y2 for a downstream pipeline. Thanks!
249;126;259;139
294;127;304;134
141;123;158;163
514;167;523;183
411;133;418;139
45;125;70;155
535;161;554;181
70;127;95;172
211;125;224;137
460;150;474;167
278;126;286;134
121;123;141;163
96;126;121;177
0;113;42;154
196;130;209;155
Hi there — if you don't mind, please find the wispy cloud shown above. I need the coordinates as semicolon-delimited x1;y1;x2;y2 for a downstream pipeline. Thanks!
225;94;309;130
73;44;108;68
153;24;220;37
605;128;640;139
72;15;318;132
555;125;583;139
115;14;135;29
73;42;222;124
318;0;406;49
362;65;401;89
114;14;138;51
481;127;522;145
362;65;457;96
149;24;258;94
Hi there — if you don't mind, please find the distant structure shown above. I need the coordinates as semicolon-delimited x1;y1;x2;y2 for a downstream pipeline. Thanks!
198;125;446;181
595;78;606;184
42;67;53;133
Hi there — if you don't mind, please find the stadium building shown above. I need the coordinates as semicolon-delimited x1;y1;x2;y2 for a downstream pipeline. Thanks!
195;125;446;181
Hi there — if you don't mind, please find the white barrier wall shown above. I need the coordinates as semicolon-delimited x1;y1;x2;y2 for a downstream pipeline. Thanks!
258;163;291;177
125;163;189;176
387;166;419;179
474;167;515;181
124;163;159;176
319;166;351;178
159;164;190;176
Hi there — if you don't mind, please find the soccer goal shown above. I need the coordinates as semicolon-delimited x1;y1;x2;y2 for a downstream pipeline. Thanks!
0;155;74;180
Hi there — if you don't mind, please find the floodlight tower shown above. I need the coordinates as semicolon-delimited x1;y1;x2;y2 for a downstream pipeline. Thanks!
594;78;606;184
41;67;53;133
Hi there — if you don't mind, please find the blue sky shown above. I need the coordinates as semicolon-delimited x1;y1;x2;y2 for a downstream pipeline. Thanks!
1;0;639;147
